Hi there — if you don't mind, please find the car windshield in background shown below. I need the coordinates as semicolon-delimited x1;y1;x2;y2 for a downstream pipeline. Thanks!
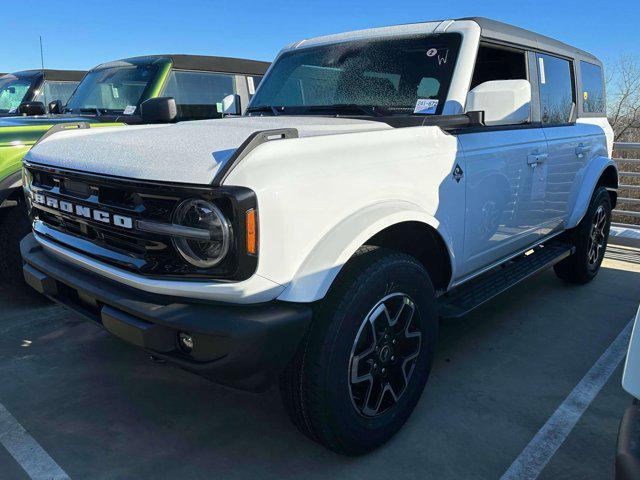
248;33;461;117
0;74;38;113
64;61;161;115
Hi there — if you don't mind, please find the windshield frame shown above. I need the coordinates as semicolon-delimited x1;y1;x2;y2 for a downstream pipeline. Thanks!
63;57;170;115
248;33;463;118
0;72;42;113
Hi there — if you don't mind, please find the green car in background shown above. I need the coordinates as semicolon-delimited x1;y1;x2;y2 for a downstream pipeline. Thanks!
0;69;86;116
0;54;269;283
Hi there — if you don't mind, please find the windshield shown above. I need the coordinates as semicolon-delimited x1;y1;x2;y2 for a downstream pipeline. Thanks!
0;74;39;113
249;33;461;116
64;60;162;115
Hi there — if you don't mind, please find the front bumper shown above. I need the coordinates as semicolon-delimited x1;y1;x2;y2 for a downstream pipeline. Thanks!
21;233;312;391
616;401;640;480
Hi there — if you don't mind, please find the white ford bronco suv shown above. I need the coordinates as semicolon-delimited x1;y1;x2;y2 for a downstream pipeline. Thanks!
20;18;618;454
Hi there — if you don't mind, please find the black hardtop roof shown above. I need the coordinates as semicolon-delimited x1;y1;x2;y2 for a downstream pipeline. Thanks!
95;54;270;76
1;69;86;81
461;17;600;64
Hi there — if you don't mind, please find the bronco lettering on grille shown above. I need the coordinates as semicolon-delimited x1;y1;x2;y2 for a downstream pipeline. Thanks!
33;192;133;229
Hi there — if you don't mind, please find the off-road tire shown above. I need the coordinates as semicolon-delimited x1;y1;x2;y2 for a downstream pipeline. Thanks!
279;246;438;455
554;186;612;284
0;203;31;285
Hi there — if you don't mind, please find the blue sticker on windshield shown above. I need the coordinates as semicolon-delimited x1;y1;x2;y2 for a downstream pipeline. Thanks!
414;99;438;115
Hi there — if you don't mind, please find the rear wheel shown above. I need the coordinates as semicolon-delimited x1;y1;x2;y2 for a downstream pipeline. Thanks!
554;186;611;284
279;246;438;455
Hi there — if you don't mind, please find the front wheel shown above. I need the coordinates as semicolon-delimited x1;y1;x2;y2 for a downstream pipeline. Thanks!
279;246;438;455
554;186;612;284
0;203;32;285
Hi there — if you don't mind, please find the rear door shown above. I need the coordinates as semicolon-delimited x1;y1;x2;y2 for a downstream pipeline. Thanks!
536;53;592;235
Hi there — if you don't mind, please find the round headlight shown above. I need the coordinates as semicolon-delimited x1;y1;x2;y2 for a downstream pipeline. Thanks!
172;198;231;268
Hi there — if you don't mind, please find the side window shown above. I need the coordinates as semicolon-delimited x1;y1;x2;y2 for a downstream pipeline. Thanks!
580;61;605;114
468;44;529;125
0;80;30;112
34;81;78;105
470;44;527;90
162;71;235;105
537;54;575;125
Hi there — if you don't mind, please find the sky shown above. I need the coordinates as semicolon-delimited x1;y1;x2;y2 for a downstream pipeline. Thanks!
2;0;638;73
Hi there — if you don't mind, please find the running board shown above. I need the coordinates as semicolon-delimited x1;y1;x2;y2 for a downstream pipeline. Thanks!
438;242;575;319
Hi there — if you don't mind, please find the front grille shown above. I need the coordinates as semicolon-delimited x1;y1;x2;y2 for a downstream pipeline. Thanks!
24;162;257;280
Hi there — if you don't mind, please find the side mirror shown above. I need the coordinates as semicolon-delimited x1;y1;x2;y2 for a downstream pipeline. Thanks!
18;101;46;116
48;99;62;114
221;94;241;116
140;97;177;123
465;80;531;126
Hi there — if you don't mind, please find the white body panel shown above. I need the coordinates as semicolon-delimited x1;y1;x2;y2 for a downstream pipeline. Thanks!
224;126;464;300
563;118;615;230
458;127;548;276
28;116;392;184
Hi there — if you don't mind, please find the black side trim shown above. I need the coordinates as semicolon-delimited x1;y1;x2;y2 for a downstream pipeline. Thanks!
212;128;299;186
344;111;485;129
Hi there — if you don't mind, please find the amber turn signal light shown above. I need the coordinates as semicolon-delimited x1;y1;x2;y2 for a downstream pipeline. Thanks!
246;208;257;255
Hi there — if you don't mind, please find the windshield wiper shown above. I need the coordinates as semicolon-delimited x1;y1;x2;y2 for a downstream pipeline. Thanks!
79;107;103;116
246;105;282;116
307;104;385;117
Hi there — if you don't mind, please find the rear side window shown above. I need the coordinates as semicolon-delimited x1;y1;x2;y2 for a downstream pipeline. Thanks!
537;53;575;125
162;71;235;105
580;61;605;113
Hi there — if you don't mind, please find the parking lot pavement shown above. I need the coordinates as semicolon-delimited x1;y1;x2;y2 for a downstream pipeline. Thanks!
0;245;639;480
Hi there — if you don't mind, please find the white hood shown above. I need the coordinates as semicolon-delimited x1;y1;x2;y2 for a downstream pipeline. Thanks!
26;116;392;184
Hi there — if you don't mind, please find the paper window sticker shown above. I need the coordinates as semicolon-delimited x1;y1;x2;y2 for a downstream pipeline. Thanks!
216;102;223;113
583;91;589;101
538;57;546;85
123;105;136;115
414;98;439;115
247;77;256;95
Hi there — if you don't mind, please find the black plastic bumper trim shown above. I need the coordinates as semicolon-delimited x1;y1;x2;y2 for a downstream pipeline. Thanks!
21;233;312;391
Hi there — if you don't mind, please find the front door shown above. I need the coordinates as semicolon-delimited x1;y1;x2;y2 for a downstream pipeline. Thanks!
459;127;549;276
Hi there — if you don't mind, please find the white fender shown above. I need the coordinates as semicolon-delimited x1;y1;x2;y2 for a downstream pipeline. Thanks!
277;201;454;302
566;155;618;229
